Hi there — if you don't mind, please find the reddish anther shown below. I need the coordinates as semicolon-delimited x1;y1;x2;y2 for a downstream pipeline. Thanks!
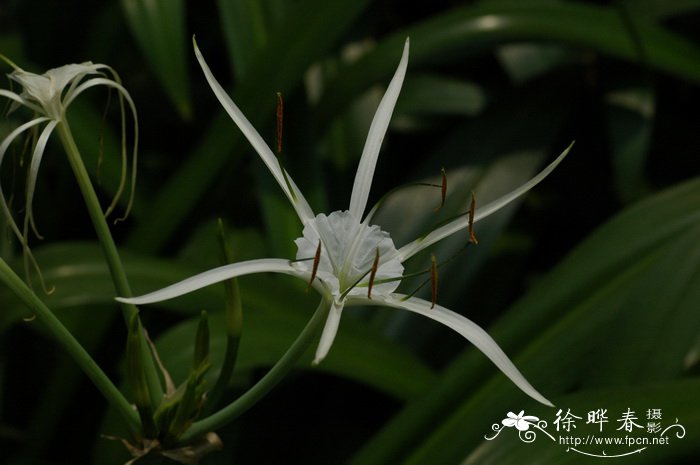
468;192;478;244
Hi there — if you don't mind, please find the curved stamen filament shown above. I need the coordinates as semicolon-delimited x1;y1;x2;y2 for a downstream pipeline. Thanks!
367;248;380;299
306;240;322;292
363;170;449;225
339;266;373;301
434;168;447;212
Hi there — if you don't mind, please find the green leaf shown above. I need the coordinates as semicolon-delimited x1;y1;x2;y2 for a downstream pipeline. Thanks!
605;85;654;202
0;240;435;401
0;242;196;331
216;0;268;79
154;307;436;404
393;73;486;121
121;0;190;118
319;2;700;122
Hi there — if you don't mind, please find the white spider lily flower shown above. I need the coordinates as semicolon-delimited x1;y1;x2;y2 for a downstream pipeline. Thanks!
119;38;571;406
0;57;137;279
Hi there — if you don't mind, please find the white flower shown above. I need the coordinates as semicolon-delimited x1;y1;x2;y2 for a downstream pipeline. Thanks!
118;38;571;406
502;410;540;431
0;57;137;276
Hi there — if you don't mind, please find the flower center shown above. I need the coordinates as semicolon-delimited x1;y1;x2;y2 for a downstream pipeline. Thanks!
294;211;403;299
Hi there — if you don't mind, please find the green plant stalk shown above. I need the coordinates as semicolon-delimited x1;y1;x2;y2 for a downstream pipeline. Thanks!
56;121;137;321
56;120;164;409
0;256;140;432
179;298;331;443
205;220;243;413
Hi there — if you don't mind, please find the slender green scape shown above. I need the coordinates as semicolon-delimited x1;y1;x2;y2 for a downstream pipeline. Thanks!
180;299;331;443
204;220;244;414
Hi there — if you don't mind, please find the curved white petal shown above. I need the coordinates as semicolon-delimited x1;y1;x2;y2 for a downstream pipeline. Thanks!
313;300;344;364
57;63;110;100
64;77;133;111
349;38;409;220
25;120;58;238
65;76;139;218
395;142;573;262
193;40;314;223
356;293;553;406
0;117;52;242
0;89;42;114
116;258;309;305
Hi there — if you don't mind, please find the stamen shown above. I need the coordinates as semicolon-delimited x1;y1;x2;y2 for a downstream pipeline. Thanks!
430;254;438;309
468;191;478;244
306;240;322;292
276;92;283;155
364;173;447;223
367;248;380;299
272;91;297;203
434;168;447;212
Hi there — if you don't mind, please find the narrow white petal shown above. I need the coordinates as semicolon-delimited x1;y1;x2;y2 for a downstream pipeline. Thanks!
313;300;344;364
64;76;139;218
0;89;42;114
349;38;409;220
64;77;134;113
193;40;314;223
396;142;573;262
0;117;52;242
116;258;308;305
24;120;58;237
358;294;553;406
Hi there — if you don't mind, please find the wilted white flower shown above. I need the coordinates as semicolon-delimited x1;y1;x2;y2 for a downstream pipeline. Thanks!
0;56;137;281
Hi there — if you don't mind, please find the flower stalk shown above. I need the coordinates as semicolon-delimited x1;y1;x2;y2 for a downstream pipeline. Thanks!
204;220;244;414
179;298;331;443
56;121;137;321
56;120;164;409
0;58;164;428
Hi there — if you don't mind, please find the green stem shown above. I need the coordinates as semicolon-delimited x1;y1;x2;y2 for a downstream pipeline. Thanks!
56;120;163;409
205;220;243;414
0;257;140;432
180;298;331;443
56;121;136;322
